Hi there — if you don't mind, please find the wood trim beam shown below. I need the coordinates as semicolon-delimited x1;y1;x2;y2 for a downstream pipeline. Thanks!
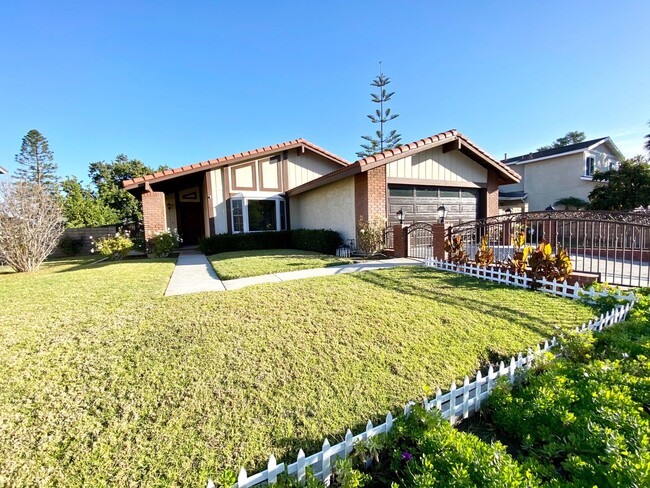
442;139;461;153
386;178;486;189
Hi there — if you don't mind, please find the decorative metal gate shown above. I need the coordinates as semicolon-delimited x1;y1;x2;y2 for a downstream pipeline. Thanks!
448;210;650;287
408;222;434;259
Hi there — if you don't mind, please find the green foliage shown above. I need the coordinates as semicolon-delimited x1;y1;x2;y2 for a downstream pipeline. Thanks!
485;343;650;486
588;155;650;210
333;457;370;488
553;196;589;210
370;406;538;487
59;176;119;227
444;234;468;265
88;154;167;223
58;236;83;256
558;330;595;362
357;67;401;158
503;230;530;276
91;230;133;260
474;234;494;267
14;129;59;191
536;130;585;152
356;216;386;256
150;229;181;257
199;229;342;256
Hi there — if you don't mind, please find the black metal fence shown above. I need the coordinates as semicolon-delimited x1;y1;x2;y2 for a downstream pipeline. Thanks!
448;211;650;287
408;222;434;259
383;227;394;250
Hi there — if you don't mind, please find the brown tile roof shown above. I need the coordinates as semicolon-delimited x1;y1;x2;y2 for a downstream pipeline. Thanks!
287;129;520;196
122;138;350;190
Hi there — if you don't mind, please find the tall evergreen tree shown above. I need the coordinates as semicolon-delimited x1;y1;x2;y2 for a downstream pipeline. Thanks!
15;129;59;190
357;64;401;158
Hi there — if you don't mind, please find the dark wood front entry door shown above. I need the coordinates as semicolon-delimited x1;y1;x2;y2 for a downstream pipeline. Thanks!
178;202;204;245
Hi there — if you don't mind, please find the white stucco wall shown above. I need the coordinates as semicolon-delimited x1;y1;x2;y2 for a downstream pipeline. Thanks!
289;176;356;243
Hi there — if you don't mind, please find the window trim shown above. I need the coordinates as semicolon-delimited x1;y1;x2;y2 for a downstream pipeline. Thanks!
229;194;287;233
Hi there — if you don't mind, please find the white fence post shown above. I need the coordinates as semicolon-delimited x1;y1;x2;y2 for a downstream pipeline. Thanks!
238;467;248;488
475;371;482;411
268;455;278;485
462;376;470;419
344;429;353;456
449;381;457;425
321;439;331;486
296;450;306;485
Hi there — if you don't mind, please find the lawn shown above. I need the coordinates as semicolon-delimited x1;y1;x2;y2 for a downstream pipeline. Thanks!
208;248;354;280
0;258;598;486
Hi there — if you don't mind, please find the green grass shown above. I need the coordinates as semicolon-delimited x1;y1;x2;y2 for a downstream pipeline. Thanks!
208;248;354;280
0;259;598;485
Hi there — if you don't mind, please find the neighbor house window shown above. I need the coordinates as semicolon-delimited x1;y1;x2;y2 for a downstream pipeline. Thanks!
230;196;286;233
585;156;595;176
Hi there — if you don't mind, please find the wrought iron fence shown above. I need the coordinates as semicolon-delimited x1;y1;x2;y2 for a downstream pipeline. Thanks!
382;227;394;250
408;222;434;259
448;211;650;287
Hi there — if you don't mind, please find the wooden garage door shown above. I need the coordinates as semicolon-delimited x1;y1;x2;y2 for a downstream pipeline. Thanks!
388;185;480;225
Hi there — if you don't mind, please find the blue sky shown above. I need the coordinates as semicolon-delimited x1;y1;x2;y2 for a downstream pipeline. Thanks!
1;0;648;180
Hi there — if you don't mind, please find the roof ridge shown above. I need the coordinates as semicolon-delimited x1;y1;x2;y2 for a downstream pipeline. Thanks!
122;138;350;189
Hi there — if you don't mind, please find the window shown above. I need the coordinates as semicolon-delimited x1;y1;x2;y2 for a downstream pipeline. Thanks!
230;196;286;233
231;199;244;232
415;187;438;198
389;186;413;197
248;200;277;231
585;156;595;176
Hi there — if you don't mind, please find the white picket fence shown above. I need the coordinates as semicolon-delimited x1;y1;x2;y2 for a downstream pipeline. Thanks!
207;264;637;488
424;258;636;302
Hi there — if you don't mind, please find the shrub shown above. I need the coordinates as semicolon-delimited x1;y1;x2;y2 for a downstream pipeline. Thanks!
485;355;650;486
444;234;468;265
356;216;386;256
198;229;341;256
0;180;65;272
59;236;83;256
91;230;133;260
150;229;181;257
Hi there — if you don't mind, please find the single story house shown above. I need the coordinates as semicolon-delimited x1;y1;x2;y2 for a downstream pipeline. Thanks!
499;137;624;212
123;130;520;245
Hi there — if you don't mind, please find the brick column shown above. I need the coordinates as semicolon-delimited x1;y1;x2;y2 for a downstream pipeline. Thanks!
393;224;408;258
486;172;499;218
431;223;446;261
142;189;166;244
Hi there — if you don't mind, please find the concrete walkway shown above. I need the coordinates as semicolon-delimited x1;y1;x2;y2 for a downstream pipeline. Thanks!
164;250;225;296
165;250;422;296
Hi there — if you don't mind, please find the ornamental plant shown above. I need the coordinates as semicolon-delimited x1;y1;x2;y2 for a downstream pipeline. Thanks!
150;229;181;257
356;216;386;256
91;230;133;260
528;241;573;287
444;234;468;265
474;233;494;267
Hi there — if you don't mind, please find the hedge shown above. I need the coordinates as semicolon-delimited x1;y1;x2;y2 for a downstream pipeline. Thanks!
198;229;342;256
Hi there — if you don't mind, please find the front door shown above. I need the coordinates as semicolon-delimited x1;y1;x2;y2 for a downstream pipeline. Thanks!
178;202;204;245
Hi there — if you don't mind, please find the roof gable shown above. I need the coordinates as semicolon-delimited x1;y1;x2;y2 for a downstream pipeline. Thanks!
122;138;350;190
504;137;624;166
287;129;521;196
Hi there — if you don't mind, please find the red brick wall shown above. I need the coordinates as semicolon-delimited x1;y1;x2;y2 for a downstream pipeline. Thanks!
142;190;166;238
486;172;499;218
354;166;387;233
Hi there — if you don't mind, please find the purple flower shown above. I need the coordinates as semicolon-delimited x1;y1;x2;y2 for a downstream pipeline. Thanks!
401;451;413;462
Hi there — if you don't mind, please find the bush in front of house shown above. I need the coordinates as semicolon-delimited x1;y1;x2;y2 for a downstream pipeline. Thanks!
150;229;182;257
59;236;83;256
91;230;134;260
198;229;341;256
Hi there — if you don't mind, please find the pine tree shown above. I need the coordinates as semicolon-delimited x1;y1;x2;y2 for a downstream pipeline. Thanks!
357;64;402;158
15;129;59;190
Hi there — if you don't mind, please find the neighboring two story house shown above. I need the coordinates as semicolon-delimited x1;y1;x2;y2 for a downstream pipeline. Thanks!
499;137;624;212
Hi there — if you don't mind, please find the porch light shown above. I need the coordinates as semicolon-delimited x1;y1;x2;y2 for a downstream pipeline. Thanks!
397;208;405;224
545;205;555;211
505;208;512;215
437;205;448;224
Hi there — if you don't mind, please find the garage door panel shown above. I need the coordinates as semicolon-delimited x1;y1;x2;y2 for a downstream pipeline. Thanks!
388;184;479;225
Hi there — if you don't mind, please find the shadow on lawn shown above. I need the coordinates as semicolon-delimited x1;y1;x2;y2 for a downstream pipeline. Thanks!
347;267;564;339
52;256;176;274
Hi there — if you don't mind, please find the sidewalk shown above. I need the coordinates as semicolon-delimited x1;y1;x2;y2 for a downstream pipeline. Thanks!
165;251;422;296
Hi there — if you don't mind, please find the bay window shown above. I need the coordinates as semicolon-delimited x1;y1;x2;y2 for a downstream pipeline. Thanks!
230;195;287;233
